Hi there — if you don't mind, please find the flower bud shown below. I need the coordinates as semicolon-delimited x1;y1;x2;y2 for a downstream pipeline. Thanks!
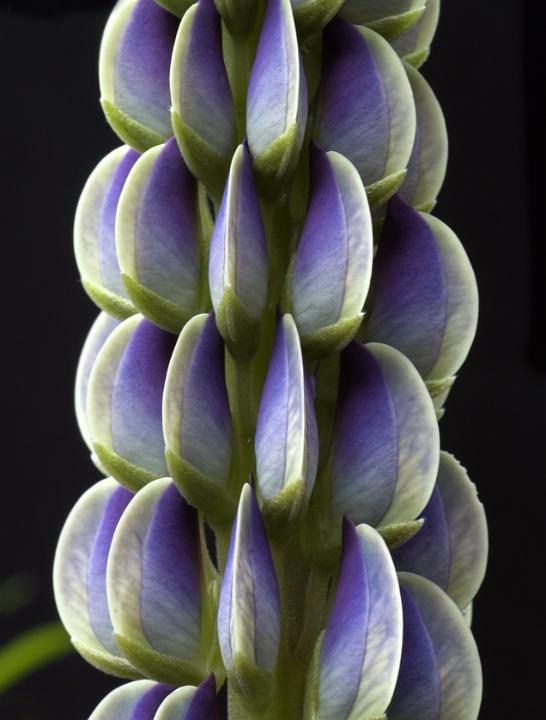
398;63;447;211
290;144;373;357
53;478;137;678
74;146;139;318
99;0;177;151
107;478;213;685
116;137;203;333
75;312;119;452
163;314;234;525
88;680;173;720
392;0;441;67
155;675;219;719
314;19;415;206
392;452;488;610
217;484;281;709
247;0;308;195
364;195;478;381
255;314;319;534
291;0;344;38
307;521;402;720
388;572;482;720
331;341;439;527
170;0;237;202
340;0;425;41
88;315;175;490
209;144;268;356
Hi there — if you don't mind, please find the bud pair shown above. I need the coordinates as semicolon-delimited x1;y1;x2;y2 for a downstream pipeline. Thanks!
54;477;220;685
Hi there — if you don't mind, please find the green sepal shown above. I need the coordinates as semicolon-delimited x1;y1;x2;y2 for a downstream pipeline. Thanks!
154;0;194;18
379;519;424;551
82;279;135;320
100;99;166;153
293;0;344;38
215;287;261;359
367;7;425;42
262;480;307;540
214;0;258;35
93;442;157;493
404;47;430;68
166;449;237;526
253;122;301;198
426;375;456;398
365;169;407;207
436;407;445;421
172;111;231;204
301;314;363;360
227;652;275;711
71;638;142;680
121;273;190;335
115;633;207;686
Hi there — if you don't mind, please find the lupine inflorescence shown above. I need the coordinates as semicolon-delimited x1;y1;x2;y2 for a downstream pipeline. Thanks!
55;0;488;717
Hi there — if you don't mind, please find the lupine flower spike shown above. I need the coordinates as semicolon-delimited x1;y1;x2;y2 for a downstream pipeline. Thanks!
58;0;486;717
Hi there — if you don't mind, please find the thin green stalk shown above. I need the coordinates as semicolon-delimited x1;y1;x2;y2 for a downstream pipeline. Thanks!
0;622;73;693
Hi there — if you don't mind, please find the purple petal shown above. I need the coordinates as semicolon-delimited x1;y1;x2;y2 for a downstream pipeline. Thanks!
315;18;414;186
87;485;133;655
209;144;268;319
111;0;177;138
111;319;175;475
332;341;439;526
255;315;318;502
164;314;232;488
365;195;478;379
126;137;200;309
388;586;441;720
218;485;280;675
186;675;218;720
292;144;372;336
319;522;402;718
140;484;202;658
171;0;236;159
393;452;488;609
247;0;307;157
130;684;175;720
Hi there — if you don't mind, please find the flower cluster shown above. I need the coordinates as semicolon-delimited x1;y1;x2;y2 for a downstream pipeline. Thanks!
55;0;487;717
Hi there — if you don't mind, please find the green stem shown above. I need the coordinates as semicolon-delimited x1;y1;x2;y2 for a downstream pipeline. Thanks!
0;622;73;693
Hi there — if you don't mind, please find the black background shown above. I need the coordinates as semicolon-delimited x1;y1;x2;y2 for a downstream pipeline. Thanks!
1;0;544;717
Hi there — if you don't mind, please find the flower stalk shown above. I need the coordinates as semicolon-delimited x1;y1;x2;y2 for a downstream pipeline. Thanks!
54;0;488;717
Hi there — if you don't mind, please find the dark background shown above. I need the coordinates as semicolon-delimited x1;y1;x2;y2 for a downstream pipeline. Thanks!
1;0;544;717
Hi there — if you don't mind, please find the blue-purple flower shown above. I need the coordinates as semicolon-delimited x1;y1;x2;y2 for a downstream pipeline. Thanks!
392;0;441;67
53;478;137;678
290;144;373;356
388;572;482;719
364;195;478;381
170;0;236;201
74;146;139;318
392;452;488;609
99;0;178;150
314;18;416;205
217;484;281;707
209;144;268;353
107;478;216;685
163;313;234;524
255;314;319;532
116;137;204;333
307;520;402;719
331;341;439;527
247;0;308;193
87;315;176;490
